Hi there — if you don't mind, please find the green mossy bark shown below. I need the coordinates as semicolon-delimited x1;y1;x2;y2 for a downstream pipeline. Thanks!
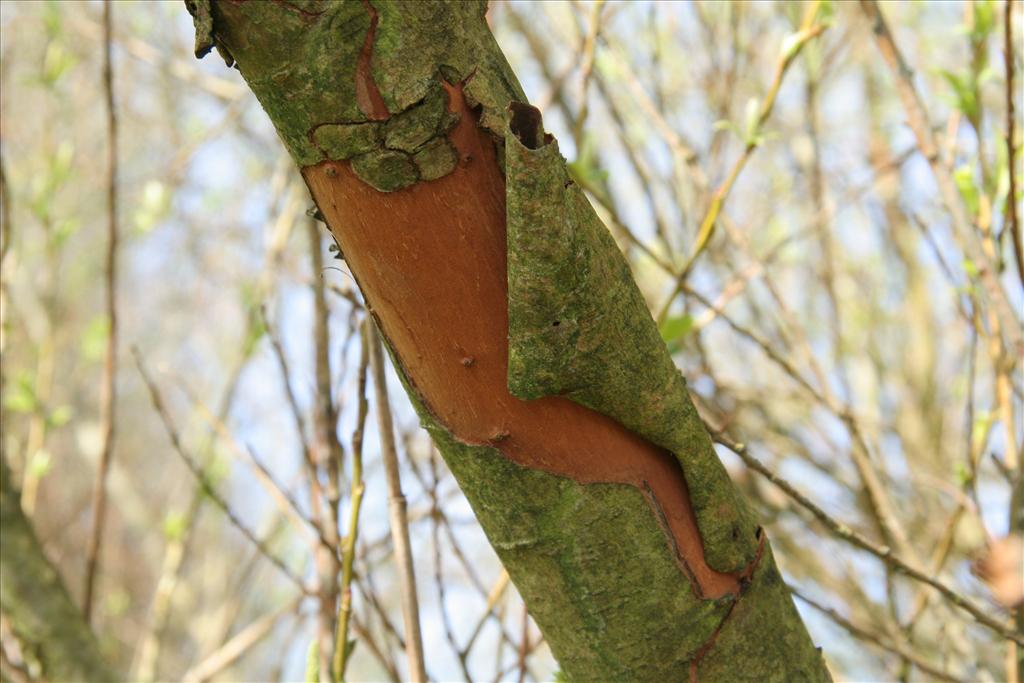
192;0;522;190
505;125;758;573
190;1;831;679
0;457;120;683
392;366;727;679
694;544;828;682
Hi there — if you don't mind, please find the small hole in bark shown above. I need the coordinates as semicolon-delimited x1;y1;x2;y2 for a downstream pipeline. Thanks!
552;320;560;327
509;102;546;150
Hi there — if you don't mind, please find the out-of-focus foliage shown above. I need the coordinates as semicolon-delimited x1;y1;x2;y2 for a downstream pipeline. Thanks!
0;1;1021;682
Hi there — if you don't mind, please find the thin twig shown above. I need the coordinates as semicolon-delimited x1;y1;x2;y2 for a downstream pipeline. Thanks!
516;603;529;683
572;0;605;147
260;304;322;510
350;613;400;683
132;346;312;596
132;340;253;682
83;0;119;624
660;1;829;316
367;321;427;683
1007;0;1024;285
431;482;471;683
308;217;342;682
792;589;963;682
181;382;330;549
333;318;371;683
460;570;511;668
858;0;1022;353
182;597;301;683
400;438;523;669
712;428;1024;645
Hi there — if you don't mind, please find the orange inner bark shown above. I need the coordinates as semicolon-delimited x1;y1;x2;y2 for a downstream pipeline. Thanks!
303;86;740;599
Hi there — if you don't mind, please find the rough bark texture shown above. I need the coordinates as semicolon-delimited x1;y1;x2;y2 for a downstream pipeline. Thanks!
188;1;830;680
0;456;119;682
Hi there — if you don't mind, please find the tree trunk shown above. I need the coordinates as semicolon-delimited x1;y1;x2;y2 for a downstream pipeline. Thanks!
187;1;830;679
0;455;119;682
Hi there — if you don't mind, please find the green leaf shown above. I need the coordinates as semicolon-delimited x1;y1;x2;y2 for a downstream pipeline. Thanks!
566;133;609;203
51;217;80;249
659;314;694;343
954;461;971;487
742;97;761;146
993;139;1010;204
954;165;980;217
28;449;52;479
133;180;171;234
971;0;996;42
4;373;38;414
104;588;131;618
660;314;694;354
203;448;232;491
971;410;992;448
47;405;73;428
42;0;64;39
938;70;978;119
41;41;77;87
713;118;742;141
818;0;835;23
162;510;188;542
962;258;979;279
81;316;110;362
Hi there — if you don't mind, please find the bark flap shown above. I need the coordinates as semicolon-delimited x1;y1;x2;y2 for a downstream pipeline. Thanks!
505;107;758;573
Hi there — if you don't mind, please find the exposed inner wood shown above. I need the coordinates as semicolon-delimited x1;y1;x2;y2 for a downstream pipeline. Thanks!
303;85;740;599
354;0;389;121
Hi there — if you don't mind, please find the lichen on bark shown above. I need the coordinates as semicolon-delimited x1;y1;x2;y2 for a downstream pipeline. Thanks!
190;0;523;191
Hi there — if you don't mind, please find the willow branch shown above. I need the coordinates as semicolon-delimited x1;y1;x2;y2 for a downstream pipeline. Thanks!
333;319;371;683
367;321;426;683
83;0;120;623
713;429;1023;645
660;1;829;317
132;347;312;596
1005;0;1023;285
859;0;1022;353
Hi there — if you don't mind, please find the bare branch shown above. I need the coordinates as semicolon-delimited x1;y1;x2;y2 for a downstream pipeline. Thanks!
712;428;1023;645
132;346;312;596
367;321;426;683
83;0;120;624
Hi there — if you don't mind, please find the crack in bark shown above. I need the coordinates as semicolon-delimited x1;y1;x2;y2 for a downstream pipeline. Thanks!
641;481;703;599
687;528;767;682
266;0;325;19
356;0;390;121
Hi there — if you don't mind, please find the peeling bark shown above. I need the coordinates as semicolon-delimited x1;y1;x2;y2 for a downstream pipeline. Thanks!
188;1;831;679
